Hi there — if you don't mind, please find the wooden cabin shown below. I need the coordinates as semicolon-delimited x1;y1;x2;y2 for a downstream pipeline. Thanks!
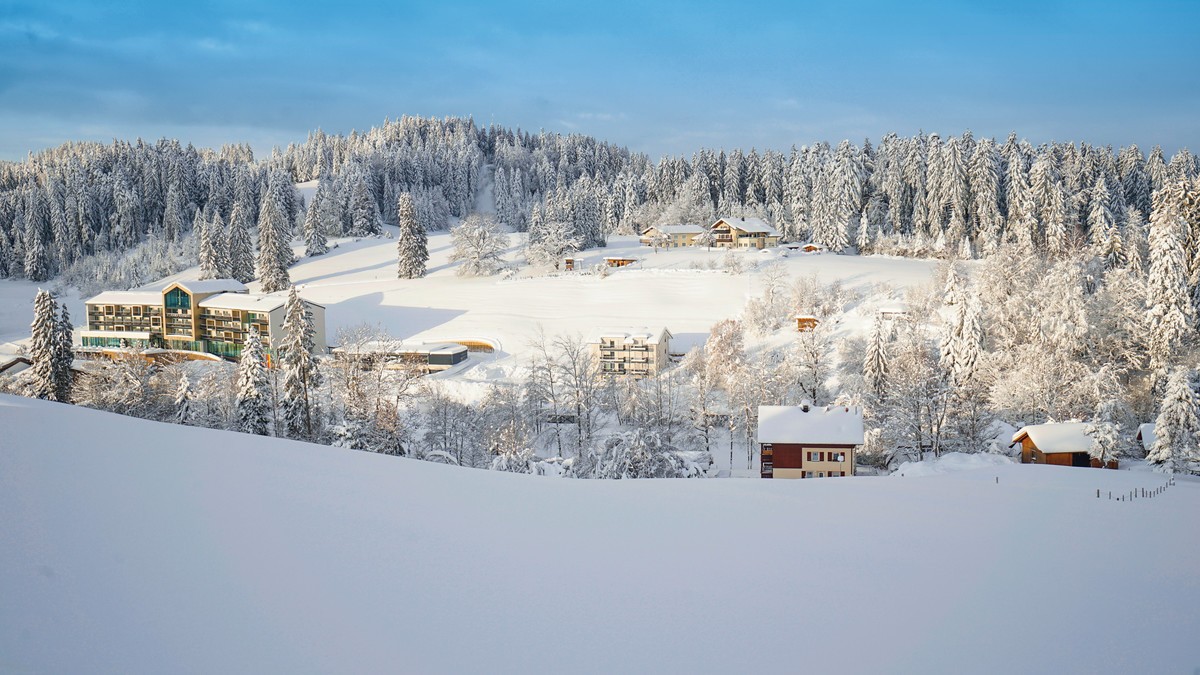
604;257;637;268
1011;422;1118;469
1137;423;1156;457
563;257;578;271
794;315;819;332
757;402;864;479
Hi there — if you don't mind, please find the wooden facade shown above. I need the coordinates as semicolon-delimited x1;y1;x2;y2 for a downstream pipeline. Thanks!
1014;429;1118;470
795;315;819;332
604;257;637;268
761;443;854;479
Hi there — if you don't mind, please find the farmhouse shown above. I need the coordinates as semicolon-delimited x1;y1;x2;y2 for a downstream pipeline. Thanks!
710;216;781;249
639;224;706;248
82;279;326;361
1011;422;1118;469
757;402;864;479
591;327;672;377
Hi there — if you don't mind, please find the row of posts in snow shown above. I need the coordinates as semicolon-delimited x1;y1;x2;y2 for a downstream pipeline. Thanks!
1096;477;1176;501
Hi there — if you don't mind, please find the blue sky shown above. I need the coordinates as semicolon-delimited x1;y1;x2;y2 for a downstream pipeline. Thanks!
1;0;1198;160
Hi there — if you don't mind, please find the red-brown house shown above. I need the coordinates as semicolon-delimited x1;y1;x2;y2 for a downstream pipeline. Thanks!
757;402;864;478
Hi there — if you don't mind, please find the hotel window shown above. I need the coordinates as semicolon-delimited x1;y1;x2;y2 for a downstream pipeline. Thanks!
132;306;142;316
151;317;161;327
104;305;115;316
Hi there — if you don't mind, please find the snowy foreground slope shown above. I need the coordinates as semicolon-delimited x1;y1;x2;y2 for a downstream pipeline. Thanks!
2;395;1198;674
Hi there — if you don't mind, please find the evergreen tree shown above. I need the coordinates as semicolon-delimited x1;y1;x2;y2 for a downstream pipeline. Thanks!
198;209;221;280
210;210;230;278
863;315;889;398
53;302;74;403
348;174;380;236
256;195;292;293
175;371;194;426
396;192;428;279
29;289;58;400
302;203;328;257
1146;184;1193;378
280;286;321;440
235;326;271;436
1147;368;1200;473
226;202;256;283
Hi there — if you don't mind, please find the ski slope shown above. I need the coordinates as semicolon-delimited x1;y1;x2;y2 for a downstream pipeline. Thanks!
2;394;1197;674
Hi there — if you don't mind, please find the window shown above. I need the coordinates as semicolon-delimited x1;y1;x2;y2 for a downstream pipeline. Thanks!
818;472;825;478
151;317;161;327
832;453;845;463
132;306;142;316
104;305;115;316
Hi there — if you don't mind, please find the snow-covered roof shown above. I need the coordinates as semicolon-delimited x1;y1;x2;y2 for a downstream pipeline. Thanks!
757;404;865;446
168;279;249;295
0;355;32;376
199;292;290;312
332;341;467;356
85;291;162;306
595;327;672;345
603;256;638;261
643;224;706;235
1011;422;1092;454
1137;423;1157;451
715;216;780;237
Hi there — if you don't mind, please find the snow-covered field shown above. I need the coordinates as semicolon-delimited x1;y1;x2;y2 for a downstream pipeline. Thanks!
0;217;944;379
2;394;1197;674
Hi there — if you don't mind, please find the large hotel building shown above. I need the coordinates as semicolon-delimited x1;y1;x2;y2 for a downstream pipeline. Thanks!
81;279;326;360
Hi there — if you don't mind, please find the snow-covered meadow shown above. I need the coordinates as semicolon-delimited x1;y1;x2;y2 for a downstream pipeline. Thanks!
2;394;1197;674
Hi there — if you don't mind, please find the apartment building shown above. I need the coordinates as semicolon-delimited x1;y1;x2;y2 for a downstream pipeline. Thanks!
81;279;326;361
591;327;673;377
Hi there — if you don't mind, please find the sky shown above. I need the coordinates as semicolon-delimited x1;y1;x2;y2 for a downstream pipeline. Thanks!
1;0;1198;161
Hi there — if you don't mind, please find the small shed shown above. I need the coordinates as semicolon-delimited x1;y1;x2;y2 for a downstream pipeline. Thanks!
877;302;910;321
563;257;579;271
757;402;864;479
604;256;637;268
1011;422;1118;469
1136;423;1156;457
794;314;819;332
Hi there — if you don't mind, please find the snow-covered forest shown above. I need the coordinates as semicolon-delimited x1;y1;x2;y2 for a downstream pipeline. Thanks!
3;116;1200;476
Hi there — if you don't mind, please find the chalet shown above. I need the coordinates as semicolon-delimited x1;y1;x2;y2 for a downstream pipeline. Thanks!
794;314;819;332
639;224;706;248
82;278;327;362
604;256;637;268
591;327;672;377
877;303;910;321
1011;422;1118;469
710;217;781;249
1137;423;1156;457
757;402;864;478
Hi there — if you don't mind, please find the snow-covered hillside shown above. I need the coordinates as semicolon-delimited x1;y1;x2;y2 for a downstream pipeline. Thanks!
2;394;1196;674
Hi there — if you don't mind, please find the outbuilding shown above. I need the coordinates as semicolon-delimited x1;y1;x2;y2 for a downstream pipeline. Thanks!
1011;422;1118;469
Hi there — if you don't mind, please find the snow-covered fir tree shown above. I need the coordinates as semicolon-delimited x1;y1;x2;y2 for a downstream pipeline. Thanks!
235;326;271;436
28;289;59;401
279;286;321;441
348;173;380;237
863;315;889;398
226;202;256;283
1147;368;1200;474
53;301;73;403
302;203;328;257
396;192;428;279
174;371;194;426
256;193;292;293
1085;397;1123;467
1145;183;1193;379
